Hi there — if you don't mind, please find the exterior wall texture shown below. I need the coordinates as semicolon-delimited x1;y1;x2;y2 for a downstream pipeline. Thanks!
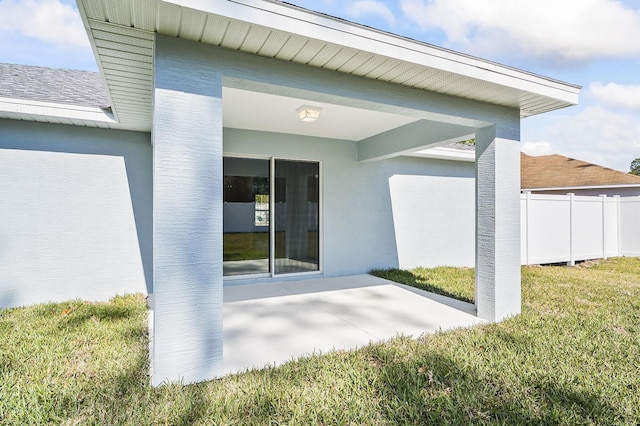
0;117;477;311
151;38;225;385
0;119;152;308
475;129;522;322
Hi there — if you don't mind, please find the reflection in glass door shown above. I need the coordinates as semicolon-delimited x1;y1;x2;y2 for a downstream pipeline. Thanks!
223;157;270;276
274;160;319;274
223;157;320;277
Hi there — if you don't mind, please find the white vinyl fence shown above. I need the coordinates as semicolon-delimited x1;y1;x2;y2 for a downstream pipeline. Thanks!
521;193;640;265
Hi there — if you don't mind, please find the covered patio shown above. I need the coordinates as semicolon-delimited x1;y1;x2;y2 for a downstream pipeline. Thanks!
72;0;580;385
223;275;485;375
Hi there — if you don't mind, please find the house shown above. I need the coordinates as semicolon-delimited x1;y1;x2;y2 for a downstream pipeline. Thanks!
0;0;580;385
521;153;640;196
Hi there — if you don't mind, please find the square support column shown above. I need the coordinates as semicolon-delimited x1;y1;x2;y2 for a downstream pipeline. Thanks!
151;43;223;385
475;125;521;322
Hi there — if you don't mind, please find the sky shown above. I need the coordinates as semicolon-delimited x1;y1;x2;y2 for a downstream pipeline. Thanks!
0;0;639;172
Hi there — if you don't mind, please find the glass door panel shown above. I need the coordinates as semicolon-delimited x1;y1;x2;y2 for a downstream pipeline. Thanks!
223;157;270;276
274;159;320;274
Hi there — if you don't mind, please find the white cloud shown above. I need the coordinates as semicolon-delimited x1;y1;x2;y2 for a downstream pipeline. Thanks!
590;82;640;112
521;141;553;156
399;0;640;64
0;0;89;49
347;0;396;26
523;106;640;171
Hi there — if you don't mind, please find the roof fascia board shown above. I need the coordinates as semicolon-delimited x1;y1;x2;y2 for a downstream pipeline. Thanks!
168;0;579;104
0;97;117;125
524;184;640;191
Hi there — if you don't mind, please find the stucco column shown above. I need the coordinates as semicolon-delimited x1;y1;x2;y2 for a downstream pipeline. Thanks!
151;39;223;385
475;125;521;322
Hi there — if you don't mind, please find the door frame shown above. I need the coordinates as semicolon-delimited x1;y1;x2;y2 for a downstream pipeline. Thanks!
223;154;323;281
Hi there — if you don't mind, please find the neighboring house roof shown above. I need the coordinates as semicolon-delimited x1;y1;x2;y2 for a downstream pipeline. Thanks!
0;63;108;108
521;153;640;190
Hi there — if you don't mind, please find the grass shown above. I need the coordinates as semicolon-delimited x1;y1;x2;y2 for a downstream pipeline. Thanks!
1;258;640;424
371;266;475;303
223;231;319;261
223;232;270;261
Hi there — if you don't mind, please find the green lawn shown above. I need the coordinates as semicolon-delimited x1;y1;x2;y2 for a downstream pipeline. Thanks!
371;266;475;303
224;231;319;261
223;231;270;261
1;258;639;424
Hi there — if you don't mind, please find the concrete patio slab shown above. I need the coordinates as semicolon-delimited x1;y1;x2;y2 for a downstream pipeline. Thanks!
222;274;485;375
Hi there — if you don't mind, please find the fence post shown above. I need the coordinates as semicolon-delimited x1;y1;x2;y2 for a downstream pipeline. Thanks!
600;194;607;259
615;195;621;257
569;193;575;266
524;191;531;265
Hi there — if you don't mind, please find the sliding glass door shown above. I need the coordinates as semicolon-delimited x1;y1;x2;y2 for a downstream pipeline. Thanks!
274;159;319;274
223;157;319;277
223;157;270;276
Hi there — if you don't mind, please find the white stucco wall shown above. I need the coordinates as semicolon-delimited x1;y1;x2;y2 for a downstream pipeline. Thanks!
0;118;477;310
224;128;476;275
0;119;152;308
389;173;475;268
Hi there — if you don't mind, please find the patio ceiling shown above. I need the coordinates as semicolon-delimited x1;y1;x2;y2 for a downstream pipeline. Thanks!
77;0;580;133
223;87;419;141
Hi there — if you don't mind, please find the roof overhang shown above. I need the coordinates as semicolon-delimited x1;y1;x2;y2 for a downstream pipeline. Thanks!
0;97;116;128
76;0;580;133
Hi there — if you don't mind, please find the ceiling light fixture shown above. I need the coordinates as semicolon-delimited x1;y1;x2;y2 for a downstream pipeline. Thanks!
296;105;322;122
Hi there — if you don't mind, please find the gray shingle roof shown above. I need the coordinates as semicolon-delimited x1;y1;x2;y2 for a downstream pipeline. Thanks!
445;142;476;151
0;63;109;109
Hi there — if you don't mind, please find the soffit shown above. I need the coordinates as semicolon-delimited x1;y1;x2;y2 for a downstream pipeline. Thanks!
77;0;580;133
